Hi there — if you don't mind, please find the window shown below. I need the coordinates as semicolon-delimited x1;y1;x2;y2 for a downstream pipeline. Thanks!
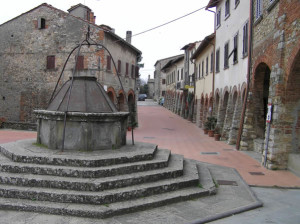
243;21;249;56
126;63;129;76
233;33;238;63
198;63;201;79
118;60;121;74
224;42;229;69
202;61;204;77
235;0;240;8
216;9;221;28
177;70;180;81
162;91;166;96
181;68;183;80
135;66;139;78
131;65;134;78
206;56;209;75
162;79;166;84
256;0;263;19
46;56;55;69
38;18;46;29
107;55;111;71
76;55;84;70
216;49;220;73
210;52;214;73
225;0;230;18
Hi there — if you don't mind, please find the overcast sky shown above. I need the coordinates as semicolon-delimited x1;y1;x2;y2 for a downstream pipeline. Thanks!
0;0;214;81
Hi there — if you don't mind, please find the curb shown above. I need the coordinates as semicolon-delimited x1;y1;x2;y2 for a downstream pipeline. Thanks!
188;168;263;224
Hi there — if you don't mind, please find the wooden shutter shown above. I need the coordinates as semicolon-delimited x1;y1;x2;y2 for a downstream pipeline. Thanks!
47;55;55;69
107;55;111;71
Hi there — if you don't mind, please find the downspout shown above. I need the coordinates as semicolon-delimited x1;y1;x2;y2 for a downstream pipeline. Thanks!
206;9;216;116
236;0;253;150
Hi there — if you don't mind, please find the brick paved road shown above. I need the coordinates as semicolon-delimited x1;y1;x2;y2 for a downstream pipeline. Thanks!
133;101;300;188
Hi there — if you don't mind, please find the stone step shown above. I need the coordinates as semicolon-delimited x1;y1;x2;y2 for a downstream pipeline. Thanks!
0;148;170;178
0;159;198;205
0;140;157;167
0;186;209;218
0;154;183;191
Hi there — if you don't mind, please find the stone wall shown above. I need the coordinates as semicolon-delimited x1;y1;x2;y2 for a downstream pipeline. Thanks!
241;0;300;170
0;4;140;126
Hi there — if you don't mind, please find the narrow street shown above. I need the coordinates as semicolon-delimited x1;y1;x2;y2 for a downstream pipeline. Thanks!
134;100;300;188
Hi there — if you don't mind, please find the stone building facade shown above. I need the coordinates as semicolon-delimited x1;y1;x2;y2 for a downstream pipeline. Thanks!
147;75;155;99
240;0;300;171
0;3;141;128
206;0;249;145
191;33;215;129
163;55;184;114
153;55;182;101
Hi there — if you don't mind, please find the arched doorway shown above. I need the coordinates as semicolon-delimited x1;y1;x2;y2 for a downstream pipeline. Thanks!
107;87;116;105
286;50;300;153
218;90;229;133
253;63;271;139
118;92;125;111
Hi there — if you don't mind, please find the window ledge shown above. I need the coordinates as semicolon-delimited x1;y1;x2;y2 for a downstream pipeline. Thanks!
224;66;229;70
216;24;221;30
233;60;238;65
216;70;220;74
234;1;240;9
267;0;279;12
254;15;263;26
225;14;230;21
242;53;248;59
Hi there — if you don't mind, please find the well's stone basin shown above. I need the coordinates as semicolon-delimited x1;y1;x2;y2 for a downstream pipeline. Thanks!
34;110;129;151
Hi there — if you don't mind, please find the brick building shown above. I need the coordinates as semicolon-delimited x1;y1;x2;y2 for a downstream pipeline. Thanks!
0;3;141;128
240;0;300;172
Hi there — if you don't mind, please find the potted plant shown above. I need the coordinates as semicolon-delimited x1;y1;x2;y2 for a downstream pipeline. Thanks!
214;126;221;141
205;116;217;137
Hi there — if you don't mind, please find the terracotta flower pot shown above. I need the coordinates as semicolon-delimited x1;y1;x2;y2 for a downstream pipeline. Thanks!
214;133;221;141
208;130;215;137
204;129;209;134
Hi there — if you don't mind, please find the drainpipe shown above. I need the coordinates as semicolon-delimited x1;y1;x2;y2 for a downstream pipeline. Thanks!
236;0;254;150
206;9;216;116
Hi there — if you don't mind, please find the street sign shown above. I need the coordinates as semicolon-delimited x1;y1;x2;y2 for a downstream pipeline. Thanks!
266;104;272;123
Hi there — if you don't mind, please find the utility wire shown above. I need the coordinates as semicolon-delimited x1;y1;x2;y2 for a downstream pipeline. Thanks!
132;6;207;37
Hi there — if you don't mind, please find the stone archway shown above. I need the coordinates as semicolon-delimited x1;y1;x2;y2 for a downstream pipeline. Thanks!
118;91;125;111
107;87;116;105
253;63;271;142
218;90;229;134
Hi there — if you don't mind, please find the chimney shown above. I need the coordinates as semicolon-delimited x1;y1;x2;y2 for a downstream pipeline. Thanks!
126;31;132;44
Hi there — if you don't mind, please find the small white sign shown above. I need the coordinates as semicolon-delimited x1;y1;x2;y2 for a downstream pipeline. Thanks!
266;104;272;123
104;85;107;91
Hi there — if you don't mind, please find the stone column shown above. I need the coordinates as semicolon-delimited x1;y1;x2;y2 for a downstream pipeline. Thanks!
222;93;235;140
228;95;243;145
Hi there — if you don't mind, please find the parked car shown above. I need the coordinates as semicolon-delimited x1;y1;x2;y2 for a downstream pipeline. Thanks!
138;94;147;101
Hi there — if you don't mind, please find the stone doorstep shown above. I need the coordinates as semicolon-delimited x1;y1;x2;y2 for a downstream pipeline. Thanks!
0;159;199;205
0;154;183;191
0;187;210;219
0;149;171;178
0;140;158;167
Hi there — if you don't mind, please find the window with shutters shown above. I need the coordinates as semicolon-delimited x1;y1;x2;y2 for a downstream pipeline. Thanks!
46;55;55;69
76;55;84;70
118;60;121;75
233;33;238;64
206;56;209;75
202;60;204;77
107;55;111;71
216;48;220;73
224;42;229;69
243;21;249;57
135;66;139;78
126;63;129;76
131;65;134;78
162;79;166;84
256;0;263;19
181;68;183;80
198;63;201;79
216;9;221;28
210;52;214;73
225;0;230;18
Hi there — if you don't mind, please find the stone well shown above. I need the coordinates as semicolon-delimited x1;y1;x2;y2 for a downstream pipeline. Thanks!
34;76;129;151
